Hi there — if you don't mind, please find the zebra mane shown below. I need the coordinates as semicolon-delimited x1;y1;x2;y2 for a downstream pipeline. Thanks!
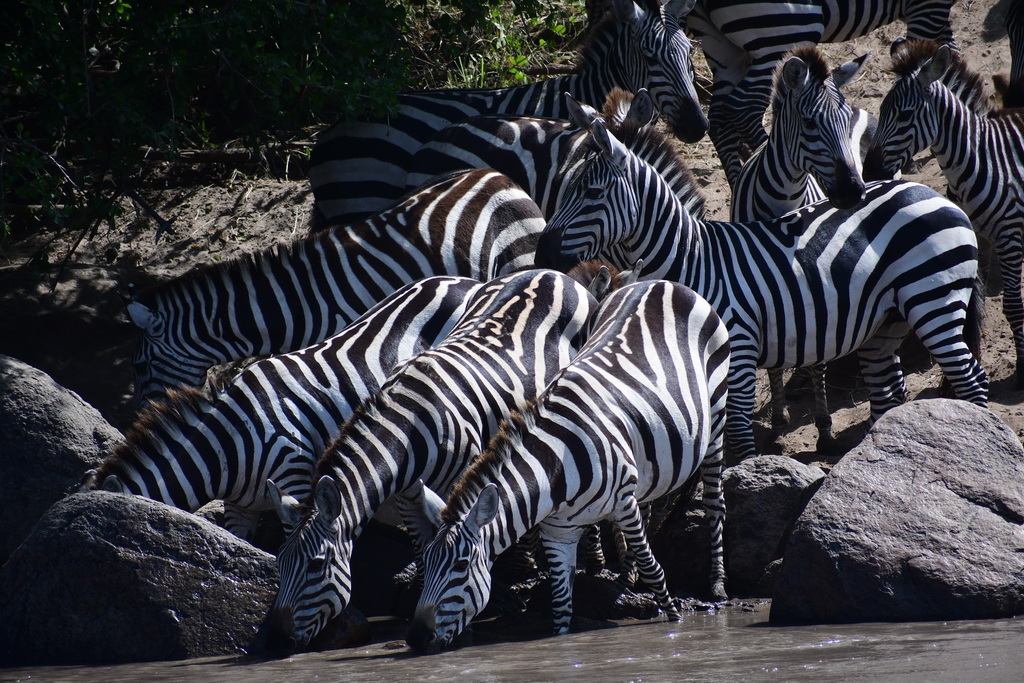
440;404;538;526
599;113;707;218
770;45;832;113
98;385;213;479
890;39;991;116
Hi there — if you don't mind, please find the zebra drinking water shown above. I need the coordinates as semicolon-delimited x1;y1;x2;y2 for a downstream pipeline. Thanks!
126;168;543;407
79;276;481;540
684;0;957;186
537;115;988;461
309;0;707;225
865;39;1024;389
405;279;730;653
261;269;596;655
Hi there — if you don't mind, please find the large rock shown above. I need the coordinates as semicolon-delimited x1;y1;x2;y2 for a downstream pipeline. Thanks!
0;354;123;564
723;455;825;596
771;399;1024;624
0;491;278;666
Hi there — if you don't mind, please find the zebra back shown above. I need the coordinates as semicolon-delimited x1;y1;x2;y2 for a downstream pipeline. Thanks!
406;88;707;220
406;279;730;652
539;116;987;460
126;168;542;408
80;276;481;539
730;45;868;221
309;0;706;224
261;269;597;655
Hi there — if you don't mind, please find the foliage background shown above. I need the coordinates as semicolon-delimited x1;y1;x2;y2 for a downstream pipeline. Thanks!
0;0;587;241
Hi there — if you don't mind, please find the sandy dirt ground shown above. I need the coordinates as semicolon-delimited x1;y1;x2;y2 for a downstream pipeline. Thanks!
1;0;1021;463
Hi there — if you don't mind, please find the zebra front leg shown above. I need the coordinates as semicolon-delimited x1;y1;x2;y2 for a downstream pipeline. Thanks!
807;365;837;454
539;525;587;635
612;496;680;621
766;369;790;433
725;355;760;462
994;226;1024;388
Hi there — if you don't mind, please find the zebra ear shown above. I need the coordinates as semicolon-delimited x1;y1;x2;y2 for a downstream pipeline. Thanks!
889;37;908;58
314;475;343;521
618;258;644;287
664;0;697;20
591;119;629;170
588;266;613;300
126;301;157;331
611;0;643;25
919;45;951;89
625;89;657;127
833;52;870;90
268;479;305;530
565;92;600;130
781;55;810;94
465;483;499;536
102;474;126;494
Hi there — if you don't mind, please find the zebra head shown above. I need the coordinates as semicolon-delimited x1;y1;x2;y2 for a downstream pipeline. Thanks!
262;476;352;656
865;40;951;181
607;0;708;143
122;286;209;409
406;483;498;655
537;118;658;274
773;47;869;210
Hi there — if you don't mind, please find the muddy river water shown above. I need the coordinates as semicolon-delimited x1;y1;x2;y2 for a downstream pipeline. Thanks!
5;604;1022;682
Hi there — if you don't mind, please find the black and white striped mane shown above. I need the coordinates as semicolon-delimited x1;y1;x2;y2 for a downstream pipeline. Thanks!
90;385;213;482
769;45;833;113
890;39;992;116
438;405;538;526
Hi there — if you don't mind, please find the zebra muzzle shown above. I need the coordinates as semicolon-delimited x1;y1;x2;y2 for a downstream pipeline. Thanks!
259;606;299;657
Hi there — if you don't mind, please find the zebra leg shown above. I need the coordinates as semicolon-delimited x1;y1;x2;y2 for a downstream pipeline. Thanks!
767;369;790;433
579;524;606;575
539;524;587;635
612;496;680;621
808;365;837;454
994;226;1024;388
725;354;759;462
700;443;727;602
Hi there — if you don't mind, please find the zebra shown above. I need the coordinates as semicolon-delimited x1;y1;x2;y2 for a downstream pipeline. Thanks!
309;0;707;225
79;276;481;539
404;279;731;654
683;0;957;187
405;88;708;220
730;46;869;453
261;269;597;655
125;168;543;408
537;115;989;461
865;39;1024;389
994;0;1024;108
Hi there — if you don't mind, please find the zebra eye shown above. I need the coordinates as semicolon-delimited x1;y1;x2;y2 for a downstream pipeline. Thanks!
803;117;818;131
898;108;914;122
584;186;605;201
308;556;327;574
453;558;470;572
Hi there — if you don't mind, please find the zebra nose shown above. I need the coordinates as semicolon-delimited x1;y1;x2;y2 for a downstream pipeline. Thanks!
260;606;299;657
827;165;867;211
534;231;572;271
406;607;444;655
863;147;893;182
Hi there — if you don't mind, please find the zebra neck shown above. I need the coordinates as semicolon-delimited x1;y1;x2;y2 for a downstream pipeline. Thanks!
745;133;821;214
631;166;701;283
929;88;992;202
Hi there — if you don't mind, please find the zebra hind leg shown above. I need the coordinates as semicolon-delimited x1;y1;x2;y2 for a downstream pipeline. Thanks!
539;526;587;635
700;445;727;602
612;497;680;621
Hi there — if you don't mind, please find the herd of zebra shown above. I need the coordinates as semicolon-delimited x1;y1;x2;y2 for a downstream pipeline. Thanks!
75;0;1023;659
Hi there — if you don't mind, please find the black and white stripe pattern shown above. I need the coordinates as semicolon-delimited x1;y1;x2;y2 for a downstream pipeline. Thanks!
404;279;730;653
685;0;956;186
730;46;869;452
126;169;543;407
866;40;1024;388
538;116;988;460
309;0;707;224
405;89;708;220
261;270;596;655
80;276;481;539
